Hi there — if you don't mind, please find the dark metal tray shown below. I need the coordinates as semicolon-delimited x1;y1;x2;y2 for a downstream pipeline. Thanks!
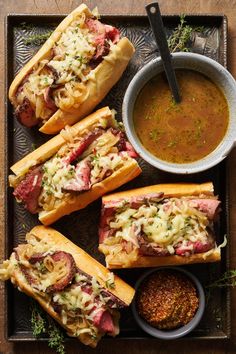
5;13;230;342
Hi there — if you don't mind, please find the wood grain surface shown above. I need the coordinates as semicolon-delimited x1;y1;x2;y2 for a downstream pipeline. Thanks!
1;0;236;353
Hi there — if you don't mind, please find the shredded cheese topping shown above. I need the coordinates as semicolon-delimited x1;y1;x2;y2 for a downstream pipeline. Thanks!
38;128;133;212
103;198;212;257
0;231;121;340
15;11;118;123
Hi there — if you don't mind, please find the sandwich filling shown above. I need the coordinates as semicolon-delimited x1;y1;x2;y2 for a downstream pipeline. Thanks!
10;116;138;214
13;10;120;127
0;231;126;341
99;193;221;265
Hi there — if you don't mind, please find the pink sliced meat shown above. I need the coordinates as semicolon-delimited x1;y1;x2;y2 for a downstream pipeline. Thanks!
43;86;57;111
86;18;120;67
63;159;91;192
189;198;221;220
14;97;38;127
86;18;106;36
93;309;115;334
105;24;120;43
99;205;119;243
13;166;43;214
175;237;214;256
124;141;139;158
65;129;103;164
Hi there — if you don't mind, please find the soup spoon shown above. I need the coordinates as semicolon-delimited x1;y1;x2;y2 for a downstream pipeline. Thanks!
145;2;181;103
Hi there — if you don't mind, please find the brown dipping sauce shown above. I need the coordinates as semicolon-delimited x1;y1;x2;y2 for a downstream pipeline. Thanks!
136;270;199;330
133;70;229;163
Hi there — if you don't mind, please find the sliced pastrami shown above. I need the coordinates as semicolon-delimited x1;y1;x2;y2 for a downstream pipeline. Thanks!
14;97;38;127
188;198;221;220
65;129;104;164
13;166;43;214
63;159;91;192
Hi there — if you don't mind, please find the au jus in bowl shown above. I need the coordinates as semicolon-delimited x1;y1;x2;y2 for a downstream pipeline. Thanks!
123;53;236;174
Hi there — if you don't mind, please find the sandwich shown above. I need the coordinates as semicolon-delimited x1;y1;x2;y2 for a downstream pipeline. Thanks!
9;4;135;134
0;225;135;347
98;182;224;268
9;107;141;225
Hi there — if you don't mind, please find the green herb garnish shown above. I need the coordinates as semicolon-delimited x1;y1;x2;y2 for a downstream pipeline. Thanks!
168;14;204;53
24;31;54;46
31;301;66;354
206;270;236;289
18;22;34;31
31;301;46;337
48;317;66;354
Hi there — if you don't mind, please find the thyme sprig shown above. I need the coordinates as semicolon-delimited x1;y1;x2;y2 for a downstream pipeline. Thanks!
206;270;236;289
31;300;66;354
168;14;204;53
24;31;54;46
31;301;46;337
48;317;66;354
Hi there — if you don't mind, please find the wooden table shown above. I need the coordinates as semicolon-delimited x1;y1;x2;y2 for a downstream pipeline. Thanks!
1;0;236;353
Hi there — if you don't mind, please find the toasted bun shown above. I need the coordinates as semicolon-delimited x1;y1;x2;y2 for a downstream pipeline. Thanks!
102;182;215;203
39;37;135;134
9;4;135;134
100;182;221;269
104;249;221;269
9;106;141;225
39;158;141;225
10;106;115;177
9;226;135;347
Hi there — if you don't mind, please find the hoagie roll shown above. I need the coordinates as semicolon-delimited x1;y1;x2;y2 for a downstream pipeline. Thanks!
9;107;141;225
9;4;135;134
0;226;135;347
98;182;224;268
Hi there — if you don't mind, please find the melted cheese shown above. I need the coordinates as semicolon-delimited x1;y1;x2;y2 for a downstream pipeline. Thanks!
39;156;75;204
106;198;211;254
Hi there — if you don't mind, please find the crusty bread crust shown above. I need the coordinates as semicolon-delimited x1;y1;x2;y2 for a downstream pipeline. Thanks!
102;182;215;203
8;4;135;134
100;182;221;269
9;226;135;347
39;37;135;134
9;106;141;224
10;106;114;177
104;249;221;269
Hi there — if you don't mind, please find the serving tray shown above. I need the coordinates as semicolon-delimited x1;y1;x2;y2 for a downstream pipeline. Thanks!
5;13;230;342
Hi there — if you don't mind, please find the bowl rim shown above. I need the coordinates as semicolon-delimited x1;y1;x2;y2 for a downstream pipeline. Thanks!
122;52;236;174
131;266;205;339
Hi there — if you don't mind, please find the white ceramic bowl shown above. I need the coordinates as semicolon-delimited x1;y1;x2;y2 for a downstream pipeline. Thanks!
122;52;236;174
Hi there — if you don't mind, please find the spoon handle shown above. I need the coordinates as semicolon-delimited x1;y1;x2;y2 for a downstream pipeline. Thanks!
146;2;181;103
